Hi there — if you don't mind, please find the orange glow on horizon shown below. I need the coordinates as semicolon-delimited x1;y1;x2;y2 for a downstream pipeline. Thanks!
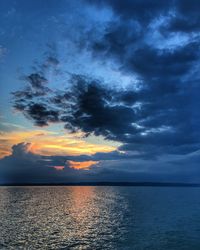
68;160;99;170
54;166;65;171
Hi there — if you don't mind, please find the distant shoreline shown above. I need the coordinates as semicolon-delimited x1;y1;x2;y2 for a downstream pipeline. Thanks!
1;182;200;187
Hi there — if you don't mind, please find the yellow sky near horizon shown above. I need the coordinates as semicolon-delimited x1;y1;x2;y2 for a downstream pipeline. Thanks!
0;129;118;158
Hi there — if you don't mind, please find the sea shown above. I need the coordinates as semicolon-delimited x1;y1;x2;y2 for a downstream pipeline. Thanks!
0;186;200;249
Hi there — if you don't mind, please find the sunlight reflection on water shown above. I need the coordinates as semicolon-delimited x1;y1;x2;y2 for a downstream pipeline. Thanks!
0;186;200;249
0;186;129;249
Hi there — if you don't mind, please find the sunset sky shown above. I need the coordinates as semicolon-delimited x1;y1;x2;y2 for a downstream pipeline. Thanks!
0;0;200;184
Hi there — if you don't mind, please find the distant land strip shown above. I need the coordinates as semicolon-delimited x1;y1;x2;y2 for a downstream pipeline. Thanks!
1;182;200;187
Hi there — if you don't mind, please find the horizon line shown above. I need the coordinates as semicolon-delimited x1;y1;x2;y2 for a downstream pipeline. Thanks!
1;182;200;187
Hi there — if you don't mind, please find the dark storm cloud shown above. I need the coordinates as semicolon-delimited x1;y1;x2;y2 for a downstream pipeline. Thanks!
92;20;142;61
90;0;200;33
164;0;200;33
13;73;49;99
12;49;59;101
13;79;60;126
24;103;60;126
12;72;200;158
12;0;200;162
90;15;199;81
88;0;171;24
85;0;200;156
26;73;47;89
12;50;60;126
127;42;199;79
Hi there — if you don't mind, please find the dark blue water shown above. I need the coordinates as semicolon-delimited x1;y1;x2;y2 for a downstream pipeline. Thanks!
0;186;200;249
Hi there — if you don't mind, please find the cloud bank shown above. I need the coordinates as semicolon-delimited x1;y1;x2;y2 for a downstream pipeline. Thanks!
1;142;200;184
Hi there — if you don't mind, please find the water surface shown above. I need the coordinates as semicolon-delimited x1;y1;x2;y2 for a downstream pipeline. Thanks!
0;186;200;249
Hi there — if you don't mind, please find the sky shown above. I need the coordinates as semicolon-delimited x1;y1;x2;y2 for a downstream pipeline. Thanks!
0;0;200;184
